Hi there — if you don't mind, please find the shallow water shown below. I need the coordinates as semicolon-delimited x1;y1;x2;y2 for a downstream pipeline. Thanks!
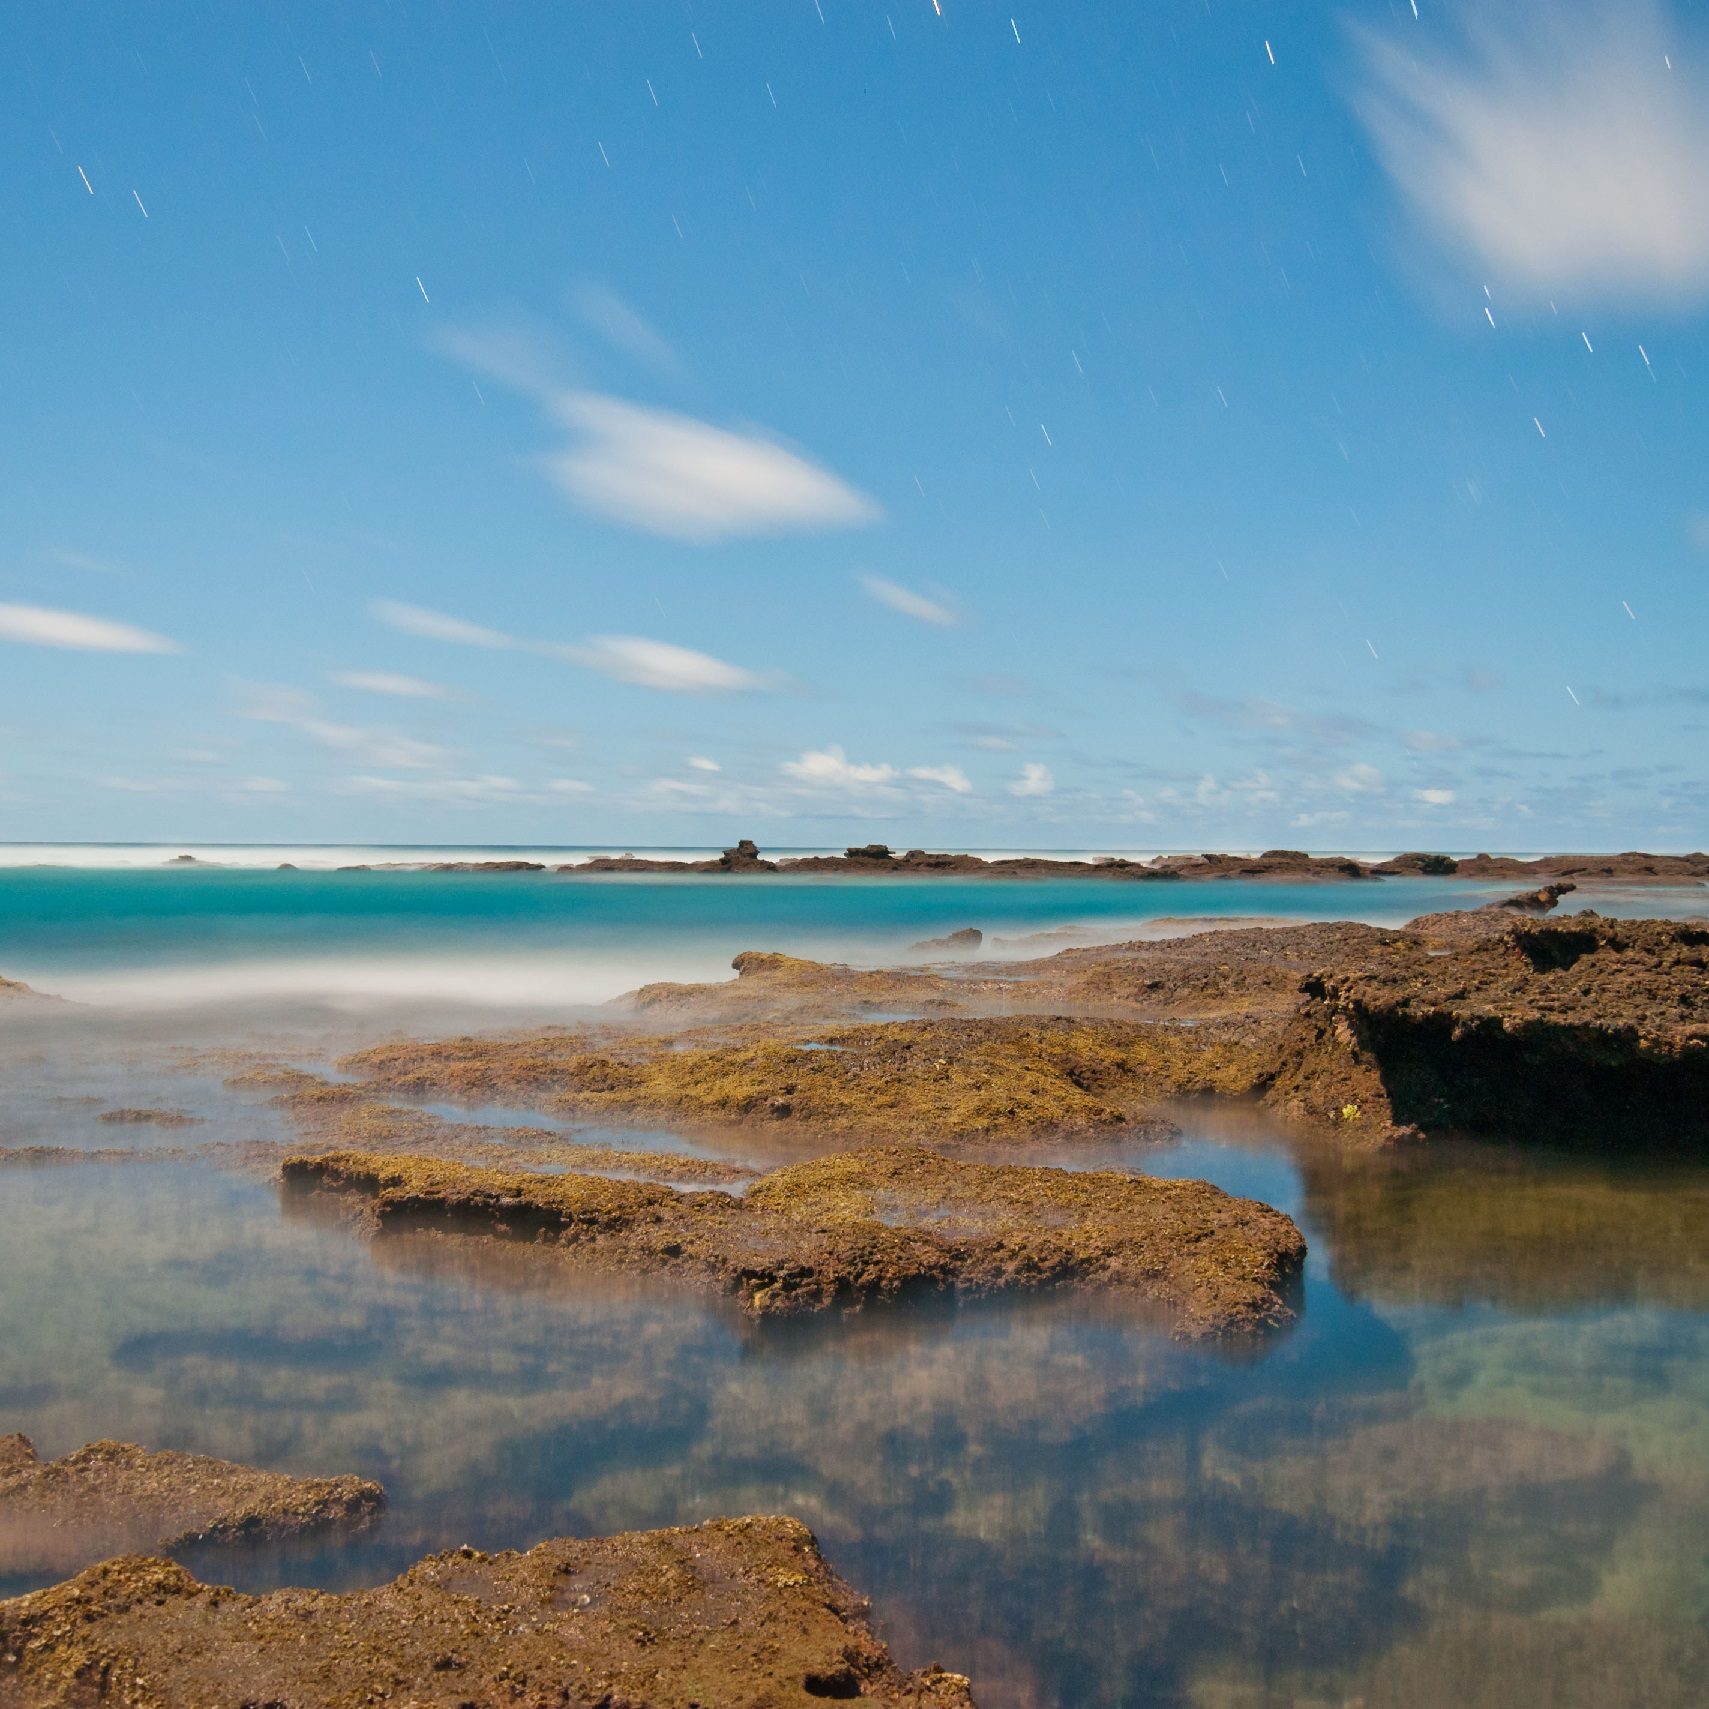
4;870;1708;1705
4;863;1701;1014
2;1093;1707;1707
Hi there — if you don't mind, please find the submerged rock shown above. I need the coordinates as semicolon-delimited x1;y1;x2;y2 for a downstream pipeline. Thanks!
284;1141;1306;1337
0;1517;976;1708
0;1434;383;1581
913;926;984;954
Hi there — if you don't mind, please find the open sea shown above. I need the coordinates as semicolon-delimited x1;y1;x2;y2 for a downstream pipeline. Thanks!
2;846;1707;1706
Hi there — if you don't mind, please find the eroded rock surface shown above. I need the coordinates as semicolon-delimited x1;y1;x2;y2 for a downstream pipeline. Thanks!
1269;916;1709;1144
285;1142;1306;1337
0;1517;976;1709
0;1434;383;1580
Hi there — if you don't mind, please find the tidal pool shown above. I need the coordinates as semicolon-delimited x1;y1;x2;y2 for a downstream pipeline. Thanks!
3;1082;1706;1707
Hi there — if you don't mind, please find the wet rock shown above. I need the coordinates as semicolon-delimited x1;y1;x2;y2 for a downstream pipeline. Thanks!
284;1141;1306;1336
1493;881;1577;913
1372;852;1461;876
0;1517;977;1708
913;927;983;954
0;1435;383;1581
1266;916;1709;1145
339;1015;1259;1142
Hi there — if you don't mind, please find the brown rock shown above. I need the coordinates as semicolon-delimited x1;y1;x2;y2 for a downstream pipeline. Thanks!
0;1517;977;1708
0;1435;383;1581
284;1141;1306;1337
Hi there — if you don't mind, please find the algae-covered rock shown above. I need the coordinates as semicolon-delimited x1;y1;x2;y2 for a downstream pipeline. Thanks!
0;1434;383;1580
339;1015;1263;1142
285;1141;1306;1337
0;1517;977;1708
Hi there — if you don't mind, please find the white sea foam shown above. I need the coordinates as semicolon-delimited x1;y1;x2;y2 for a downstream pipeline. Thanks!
36;950;731;1012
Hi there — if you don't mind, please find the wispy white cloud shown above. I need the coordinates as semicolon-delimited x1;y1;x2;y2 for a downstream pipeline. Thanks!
687;756;721;772
370;600;515;648
558;636;763;693
1008;762;1055;797
1416;787;1456;807
574;284;680;376
545;394;879;542
1333;762;1385;794
333;669;456;700
860;574;959;627
368;601;763;695
0;603;180;654
243;689;450;770
1357;2;1709;305
907;764;973;793
437;321;877;541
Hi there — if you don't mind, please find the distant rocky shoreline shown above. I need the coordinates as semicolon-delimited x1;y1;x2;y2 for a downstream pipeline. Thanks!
197;840;1709;882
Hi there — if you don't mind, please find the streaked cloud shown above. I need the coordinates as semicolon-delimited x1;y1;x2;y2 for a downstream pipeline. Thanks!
687;756;722;772
333;669;456;700
1008;762;1055;797
437;318;878;542
574;284;680;375
370;600;514;648
0;603;180;654
1416;787;1456;806
545;393;879;542
559;635;763;693
1358;2;1709;305
860;574;959;627
368;600;764;697
242;688;450;770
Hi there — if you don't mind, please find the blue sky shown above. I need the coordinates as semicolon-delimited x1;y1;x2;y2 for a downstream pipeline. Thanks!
3;0;1708;850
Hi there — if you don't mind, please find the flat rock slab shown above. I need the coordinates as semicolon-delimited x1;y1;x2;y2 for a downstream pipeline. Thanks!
285;1141;1305;1338
0;1435;383;1582
0;1517;976;1709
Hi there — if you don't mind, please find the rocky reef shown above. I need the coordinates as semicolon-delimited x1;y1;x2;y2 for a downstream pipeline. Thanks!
284;1141;1306;1337
338;1014;1267;1142
0;1516;975;1708
1269;915;1709;1145
0;1434;383;1581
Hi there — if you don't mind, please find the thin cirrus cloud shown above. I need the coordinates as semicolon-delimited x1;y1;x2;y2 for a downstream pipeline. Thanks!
332;670;455;700
435;321;879;542
370;600;764;695
555;636;763;693
0;602;180;654
370;600;513;649
859;574;960;627
1357;1;1709;305
545;394;880;543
